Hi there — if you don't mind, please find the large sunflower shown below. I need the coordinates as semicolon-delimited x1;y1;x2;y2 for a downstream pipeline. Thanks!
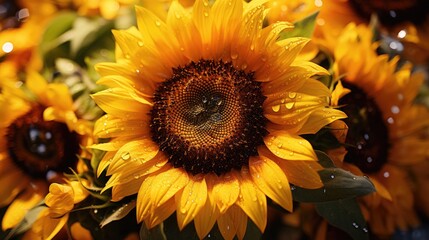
92;0;346;239
0;72;92;232
321;23;429;237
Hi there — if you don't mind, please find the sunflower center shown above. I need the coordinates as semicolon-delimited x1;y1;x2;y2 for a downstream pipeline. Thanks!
6;105;80;179
151;59;267;175
338;82;389;174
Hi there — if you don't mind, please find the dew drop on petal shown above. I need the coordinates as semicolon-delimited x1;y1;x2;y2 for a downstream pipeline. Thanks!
121;152;131;160
272;105;280;112
285;102;295;109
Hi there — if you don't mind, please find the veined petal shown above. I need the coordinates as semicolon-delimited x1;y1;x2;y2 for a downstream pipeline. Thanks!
258;146;323;189
137;165;189;220
194;191;219;239
111;177;144;202
94;114;150;139
235;169;267;232
176;175;207;230
91;88;152;117
107;139;159;175
166;1;202;61
264;132;317;161
217;208;239;240
249;156;292;212
145;197;176;229
297;108;347;135
207;173;240;214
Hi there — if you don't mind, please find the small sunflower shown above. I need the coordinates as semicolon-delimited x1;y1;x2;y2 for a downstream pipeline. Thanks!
323;23;429;237
0;72;92;232
92;0;346;239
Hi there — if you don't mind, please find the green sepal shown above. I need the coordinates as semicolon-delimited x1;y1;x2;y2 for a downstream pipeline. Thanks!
315;198;369;240
4;201;46;240
278;11;319;40
100;200;136;228
292;167;375;203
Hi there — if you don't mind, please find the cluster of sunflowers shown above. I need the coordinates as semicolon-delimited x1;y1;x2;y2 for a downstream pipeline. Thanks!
1;0;429;239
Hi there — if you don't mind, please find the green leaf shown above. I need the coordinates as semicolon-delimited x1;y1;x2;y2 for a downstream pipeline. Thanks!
315;198;369;240
140;223;167;240
5;202;46;239
100;201;136;228
278;11;319;39
292;168;375;202
39;12;77;67
315;150;335;168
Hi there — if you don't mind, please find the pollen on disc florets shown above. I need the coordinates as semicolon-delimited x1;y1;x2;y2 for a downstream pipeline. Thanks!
339;82;390;173
6;105;81;179
150;59;268;175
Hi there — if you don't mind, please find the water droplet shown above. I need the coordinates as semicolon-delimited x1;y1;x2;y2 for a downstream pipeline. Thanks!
288;92;297;98
155;20;161;26
231;53;238;59
121;152;131;160
391;105;400;114
330;174;335;179
272;105;280;112
290;185;296;191
137;41;144;47
362;227;368;233
285;102;294;109
93;209;98;214
387;117;394;124
366;157;373;163
204;12;209;17
352;222;359;228
250;44;255;51
289;151;294;156
383;171;390;178
277;143;283;148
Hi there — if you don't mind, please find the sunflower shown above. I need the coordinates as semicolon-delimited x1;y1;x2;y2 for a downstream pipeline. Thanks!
0;71;92;232
321;23;429;237
91;0;346;239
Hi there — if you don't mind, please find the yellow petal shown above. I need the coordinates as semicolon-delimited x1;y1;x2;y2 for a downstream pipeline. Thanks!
41;213;69;240
194;191;219;239
46;83;74;111
259;146;323;189
137;165;188;222
107;139;160;175
264;132;317;161
145;197;176;229
208;172;240;214
91;88;152;117
217;208;239;240
249;156;292;212
2;187;44;230
235;169;267;232
176;175;208;230
297;108;347;135
112;177;144;202
166;1;202;61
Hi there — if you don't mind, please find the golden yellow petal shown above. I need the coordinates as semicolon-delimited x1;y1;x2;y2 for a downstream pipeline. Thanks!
264;132;317;161
94;114;150;139
194;191;220;239
41;213;69;240
111;178;144;202
235;169;267;232
97;74;155;98
92;88;152;116
95;62;138;79
176;175;207;230
45;83;74;111
145;197;176;229
137;165;188;222
230;205;247;240
249;156;292;212
2;187;44;230
264;92;325;127
192;0;213;48
166;1;202;61
207;172;240;214
217;208;238;240
297;108;347;135
258;146;323;189
135;6;184;69
107;139;160;175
